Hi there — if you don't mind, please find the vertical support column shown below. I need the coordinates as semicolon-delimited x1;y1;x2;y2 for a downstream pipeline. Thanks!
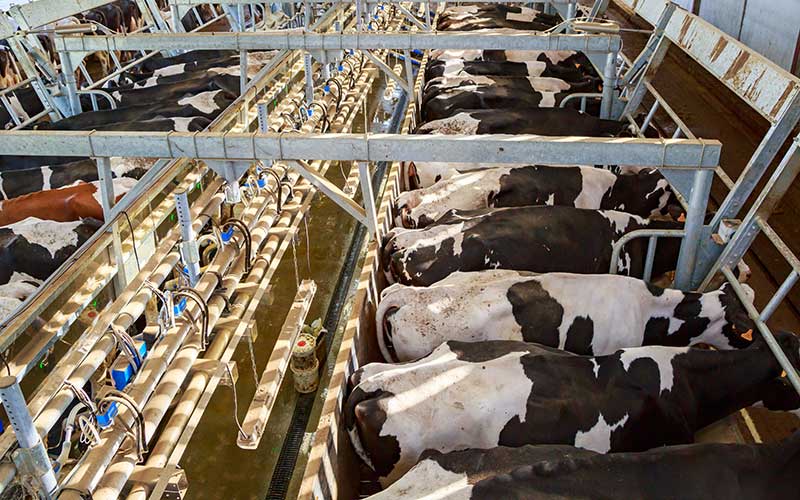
424;0;431;29
358;162;378;238
566;0;577;20
403;50;414;100
257;102;273;169
673;169;714;290
175;189;201;287
240;50;249;125
58;49;82;117
356;0;364;30
600;49;617;119
321;51;331;80
304;52;314;106
97;157;127;294
0;376;57;498
170;4;185;32
238;4;247;30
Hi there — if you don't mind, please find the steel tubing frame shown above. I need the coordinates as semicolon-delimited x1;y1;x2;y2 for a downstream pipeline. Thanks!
63;18;376;497
53;30;621;53
125;36;385;500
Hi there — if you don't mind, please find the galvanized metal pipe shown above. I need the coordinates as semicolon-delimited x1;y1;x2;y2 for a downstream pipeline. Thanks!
600;49;617;119
759;271;799;323
0;377;57;497
673;168;713;290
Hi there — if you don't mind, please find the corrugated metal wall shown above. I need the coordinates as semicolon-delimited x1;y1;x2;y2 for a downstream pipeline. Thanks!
696;0;800;75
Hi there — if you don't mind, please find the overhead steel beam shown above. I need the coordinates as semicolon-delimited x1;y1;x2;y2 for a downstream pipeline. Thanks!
169;0;577;3
0;131;721;167
53;30;621;53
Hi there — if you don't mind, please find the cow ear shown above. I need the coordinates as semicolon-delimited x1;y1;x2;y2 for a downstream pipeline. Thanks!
666;204;685;221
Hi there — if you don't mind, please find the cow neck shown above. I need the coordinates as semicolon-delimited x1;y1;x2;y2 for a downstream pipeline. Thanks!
680;341;785;429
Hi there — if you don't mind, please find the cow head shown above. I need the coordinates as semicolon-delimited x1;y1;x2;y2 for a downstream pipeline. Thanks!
393;191;424;229
716;282;757;348
404;161;421;190
380;232;399;284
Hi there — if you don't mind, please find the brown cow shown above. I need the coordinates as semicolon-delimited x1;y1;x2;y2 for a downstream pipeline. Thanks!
0;178;136;226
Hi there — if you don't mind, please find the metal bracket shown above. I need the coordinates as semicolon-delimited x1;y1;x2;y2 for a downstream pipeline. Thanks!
237;280;316;449
362;50;409;93
290;160;369;228
191;360;238;386
130;465;188;499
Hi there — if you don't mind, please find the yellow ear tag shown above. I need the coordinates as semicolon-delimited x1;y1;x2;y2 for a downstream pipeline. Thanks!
677;213;686;222
781;371;787;378
741;329;753;341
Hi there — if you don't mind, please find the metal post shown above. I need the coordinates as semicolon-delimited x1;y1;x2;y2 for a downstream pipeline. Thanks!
600;49;617;119
321;50;330;80
673;169;713;290
643;235;657;283
358;162;378;238
238;3;246;30
403;49;414;99
170;4;185;32
174;189;201;287
304;52;314;106
424;0;431;29
240;49;249;124
566;0;577;20
0;376;57;497
97;157;128;293
58;49;82;117
760;271;799;323
257;102;269;133
356;0;363;30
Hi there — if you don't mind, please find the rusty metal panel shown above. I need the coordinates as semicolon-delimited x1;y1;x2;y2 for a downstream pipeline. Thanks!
616;0;800;123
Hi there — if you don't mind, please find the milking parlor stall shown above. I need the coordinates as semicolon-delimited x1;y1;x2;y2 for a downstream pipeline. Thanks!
0;0;800;497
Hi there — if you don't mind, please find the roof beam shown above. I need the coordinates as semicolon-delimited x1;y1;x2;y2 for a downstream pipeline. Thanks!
53;30;621;53
0;131;720;167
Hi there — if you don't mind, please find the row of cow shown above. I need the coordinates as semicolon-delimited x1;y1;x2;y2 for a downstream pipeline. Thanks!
0;48;275;323
344;6;800;498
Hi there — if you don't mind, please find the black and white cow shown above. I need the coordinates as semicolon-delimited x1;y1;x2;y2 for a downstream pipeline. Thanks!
425;58;586;83
37;89;235;130
376;270;755;361
421;76;600;121
0;279;39;324
428;49;590;70
416;109;630;137
394;166;677;227
437;8;560;31
381;206;683;286
346;334;800;484
88;116;212;132
370;435;800;499
0;157;151;200
0;217;101;285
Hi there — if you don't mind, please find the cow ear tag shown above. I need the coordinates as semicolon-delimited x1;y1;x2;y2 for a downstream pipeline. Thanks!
677;213;686;222
740;329;753;341
781;371;787;378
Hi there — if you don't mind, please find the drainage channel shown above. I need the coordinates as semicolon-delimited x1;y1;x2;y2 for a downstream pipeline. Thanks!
265;86;409;500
